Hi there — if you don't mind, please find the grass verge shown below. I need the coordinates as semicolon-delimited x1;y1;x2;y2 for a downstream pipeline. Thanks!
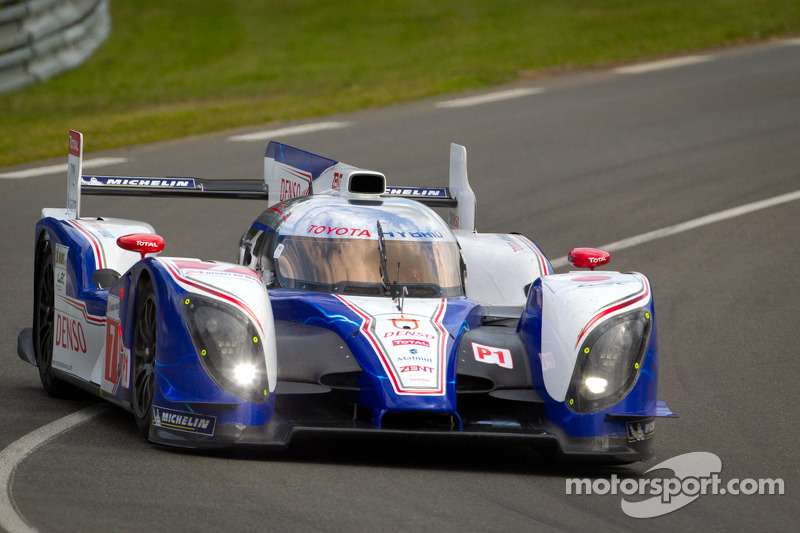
2;0;799;167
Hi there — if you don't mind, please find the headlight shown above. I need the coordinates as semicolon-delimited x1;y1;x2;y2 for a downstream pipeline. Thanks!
566;309;651;413
183;294;268;402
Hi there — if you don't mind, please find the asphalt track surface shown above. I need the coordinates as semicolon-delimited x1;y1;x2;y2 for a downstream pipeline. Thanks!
1;40;798;532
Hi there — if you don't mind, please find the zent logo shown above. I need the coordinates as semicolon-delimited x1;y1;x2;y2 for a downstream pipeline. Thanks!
400;365;434;373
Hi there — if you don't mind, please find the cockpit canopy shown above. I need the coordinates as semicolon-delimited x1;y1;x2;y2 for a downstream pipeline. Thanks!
244;195;465;298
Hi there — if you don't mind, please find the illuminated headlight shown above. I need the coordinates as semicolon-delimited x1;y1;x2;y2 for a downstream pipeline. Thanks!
584;377;608;394
183;294;268;402
233;363;257;386
566;309;652;413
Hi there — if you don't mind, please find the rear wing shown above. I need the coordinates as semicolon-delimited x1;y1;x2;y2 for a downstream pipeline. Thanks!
67;131;477;230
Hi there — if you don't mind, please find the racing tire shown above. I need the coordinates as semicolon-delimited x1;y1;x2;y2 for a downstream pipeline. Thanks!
132;279;157;440
33;237;69;397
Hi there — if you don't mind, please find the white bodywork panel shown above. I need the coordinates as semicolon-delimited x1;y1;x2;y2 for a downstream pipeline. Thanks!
456;232;550;316
539;271;651;401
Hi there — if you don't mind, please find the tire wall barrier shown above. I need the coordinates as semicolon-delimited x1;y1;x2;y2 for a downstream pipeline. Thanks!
0;0;109;93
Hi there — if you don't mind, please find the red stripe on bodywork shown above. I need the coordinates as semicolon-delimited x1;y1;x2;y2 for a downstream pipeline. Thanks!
58;294;106;325
164;262;263;332
574;276;650;349
67;220;104;270
515;234;552;275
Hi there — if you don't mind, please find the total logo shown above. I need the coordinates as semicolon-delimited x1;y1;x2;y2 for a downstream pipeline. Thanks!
69;133;80;154
391;339;430;347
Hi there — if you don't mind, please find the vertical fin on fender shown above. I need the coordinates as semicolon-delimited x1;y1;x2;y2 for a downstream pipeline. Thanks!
448;143;476;232
67;129;83;219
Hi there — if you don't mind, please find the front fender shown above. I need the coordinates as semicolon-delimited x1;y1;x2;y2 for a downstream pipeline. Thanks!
519;271;659;437
115;257;278;429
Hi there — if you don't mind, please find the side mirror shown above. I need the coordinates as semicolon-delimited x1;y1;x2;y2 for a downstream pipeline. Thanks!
567;248;610;271
117;233;165;259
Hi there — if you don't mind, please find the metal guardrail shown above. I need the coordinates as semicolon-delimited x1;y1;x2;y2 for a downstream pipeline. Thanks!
0;0;109;93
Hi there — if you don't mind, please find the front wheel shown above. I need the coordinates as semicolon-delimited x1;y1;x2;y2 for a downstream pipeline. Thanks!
132;279;157;440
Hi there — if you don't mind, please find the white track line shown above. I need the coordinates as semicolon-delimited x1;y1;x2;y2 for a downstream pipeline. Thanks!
0;404;111;533
436;87;545;109
614;55;713;75
0;157;129;180
550;189;800;269
781;37;800;46
228;121;351;142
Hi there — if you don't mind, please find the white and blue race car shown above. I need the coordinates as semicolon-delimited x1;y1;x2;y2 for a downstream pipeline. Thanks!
17;130;674;462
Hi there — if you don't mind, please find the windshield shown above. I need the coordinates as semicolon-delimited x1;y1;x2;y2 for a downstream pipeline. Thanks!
274;235;464;297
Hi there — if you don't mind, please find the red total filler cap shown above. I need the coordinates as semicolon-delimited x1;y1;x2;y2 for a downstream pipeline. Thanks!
567;247;610;271
117;233;165;259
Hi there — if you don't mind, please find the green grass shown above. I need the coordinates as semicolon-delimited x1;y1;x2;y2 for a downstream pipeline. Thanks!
2;0;799;166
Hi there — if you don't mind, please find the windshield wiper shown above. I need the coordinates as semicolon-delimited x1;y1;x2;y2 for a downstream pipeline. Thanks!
377;221;391;295
377;221;407;310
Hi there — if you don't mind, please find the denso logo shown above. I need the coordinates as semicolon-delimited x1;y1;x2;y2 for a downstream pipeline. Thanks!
383;331;435;340
55;313;87;354
280;178;306;201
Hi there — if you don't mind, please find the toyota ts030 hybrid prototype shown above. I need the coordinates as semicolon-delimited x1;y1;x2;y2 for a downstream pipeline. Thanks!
17;130;675;462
